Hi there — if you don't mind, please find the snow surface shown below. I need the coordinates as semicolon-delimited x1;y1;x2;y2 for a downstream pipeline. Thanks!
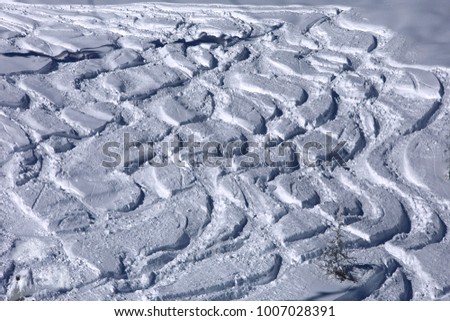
8;0;450;67
0;2;449;301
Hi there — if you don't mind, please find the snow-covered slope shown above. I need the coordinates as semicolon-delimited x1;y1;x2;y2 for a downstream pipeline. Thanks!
8;0;450;67
0;3;449;301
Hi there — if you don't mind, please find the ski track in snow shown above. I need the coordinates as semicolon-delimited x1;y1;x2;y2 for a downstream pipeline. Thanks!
0;3;449;301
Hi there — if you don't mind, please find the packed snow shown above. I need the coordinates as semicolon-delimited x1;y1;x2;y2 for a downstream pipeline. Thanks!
0;2;449;301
